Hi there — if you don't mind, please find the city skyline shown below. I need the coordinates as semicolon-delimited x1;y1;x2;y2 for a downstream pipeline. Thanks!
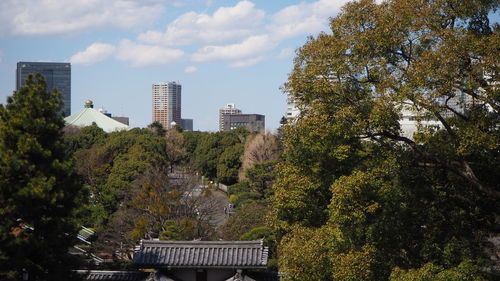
0;0;352;131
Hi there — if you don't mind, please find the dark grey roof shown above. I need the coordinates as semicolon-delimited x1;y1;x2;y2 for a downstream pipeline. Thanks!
132;240;269;269
76;270;147;281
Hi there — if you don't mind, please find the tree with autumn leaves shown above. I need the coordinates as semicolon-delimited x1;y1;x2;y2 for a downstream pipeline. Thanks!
274;0;499;280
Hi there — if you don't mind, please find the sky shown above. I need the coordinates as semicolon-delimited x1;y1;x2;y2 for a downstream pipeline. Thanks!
0;0;363;131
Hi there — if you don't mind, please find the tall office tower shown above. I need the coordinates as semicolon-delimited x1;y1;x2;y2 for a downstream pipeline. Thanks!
219;103;242;131
16;62;71;116
152;82;182;129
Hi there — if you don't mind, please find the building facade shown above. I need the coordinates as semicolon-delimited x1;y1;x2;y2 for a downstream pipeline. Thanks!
152;82;181;129
16;61;71;116
220;114;265;132
285;93;300;121
219;103;242;131
181;118;193;131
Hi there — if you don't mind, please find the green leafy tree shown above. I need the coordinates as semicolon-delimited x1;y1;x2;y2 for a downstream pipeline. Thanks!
0;74;84;280
64;123;107;155
246;159;278;198
148;121;166;137
75;128;167;228
275;0;499;280
217;143;244;185
192;131;246;180
193;133;222;178
284;0;499;198
182;131;204;158
390;260;487;281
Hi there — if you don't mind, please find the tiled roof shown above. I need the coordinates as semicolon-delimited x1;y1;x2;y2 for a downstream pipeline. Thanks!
76;270;147;281
132;240;269;269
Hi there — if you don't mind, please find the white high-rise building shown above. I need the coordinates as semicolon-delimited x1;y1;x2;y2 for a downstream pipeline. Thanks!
152;82;181;129
219;103;242;131
286;94;300;122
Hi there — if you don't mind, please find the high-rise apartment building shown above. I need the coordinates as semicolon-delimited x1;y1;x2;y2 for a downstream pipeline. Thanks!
16;61;71;116
152;82;182;129
286;93;300;122
219;103;242;131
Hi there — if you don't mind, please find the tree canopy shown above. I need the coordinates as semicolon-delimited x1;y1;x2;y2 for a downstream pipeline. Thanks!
0;74;85;280
274;0;499;280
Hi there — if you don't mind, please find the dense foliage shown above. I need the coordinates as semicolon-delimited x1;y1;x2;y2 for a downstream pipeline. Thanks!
61;125;257;260
274;0;499;280
0;74;85;280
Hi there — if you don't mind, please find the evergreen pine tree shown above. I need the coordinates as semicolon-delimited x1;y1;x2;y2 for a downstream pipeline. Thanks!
0;74;84;280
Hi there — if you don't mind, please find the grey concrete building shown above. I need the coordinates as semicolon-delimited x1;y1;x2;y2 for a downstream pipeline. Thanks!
219;103;242;131
16;61;71;116
181;118;193;131
220;114;265;132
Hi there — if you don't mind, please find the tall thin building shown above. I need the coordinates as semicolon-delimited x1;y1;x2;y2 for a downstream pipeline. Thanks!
152;82;182;129
219;103;241;131
16;62;71;116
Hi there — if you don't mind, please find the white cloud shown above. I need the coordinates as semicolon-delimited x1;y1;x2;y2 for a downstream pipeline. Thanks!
277;48;294;59
135;0;347;67
229;56;264;68
268;0;348;40
138;0;265;46
0;0;169;36
184;66;198;73
192;35;276;62
116;40;185;67
70;43;116;65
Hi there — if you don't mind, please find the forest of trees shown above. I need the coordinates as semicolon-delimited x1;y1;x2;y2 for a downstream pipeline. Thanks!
0;0;498;280
63;124;273;259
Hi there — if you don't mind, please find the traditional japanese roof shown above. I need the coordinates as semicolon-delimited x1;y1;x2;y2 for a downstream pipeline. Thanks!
76;270;147;281
132;240;269;269
64;101;130;133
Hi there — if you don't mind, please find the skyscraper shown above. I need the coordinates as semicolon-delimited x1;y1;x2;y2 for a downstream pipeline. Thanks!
219;103;242;131
16;62;71;116
152;82;181;129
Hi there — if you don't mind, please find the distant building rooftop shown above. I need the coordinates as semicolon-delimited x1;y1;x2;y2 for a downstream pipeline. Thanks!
64;100;130;133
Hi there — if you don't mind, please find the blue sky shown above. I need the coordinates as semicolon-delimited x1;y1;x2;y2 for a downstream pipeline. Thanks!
0;0;364;131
